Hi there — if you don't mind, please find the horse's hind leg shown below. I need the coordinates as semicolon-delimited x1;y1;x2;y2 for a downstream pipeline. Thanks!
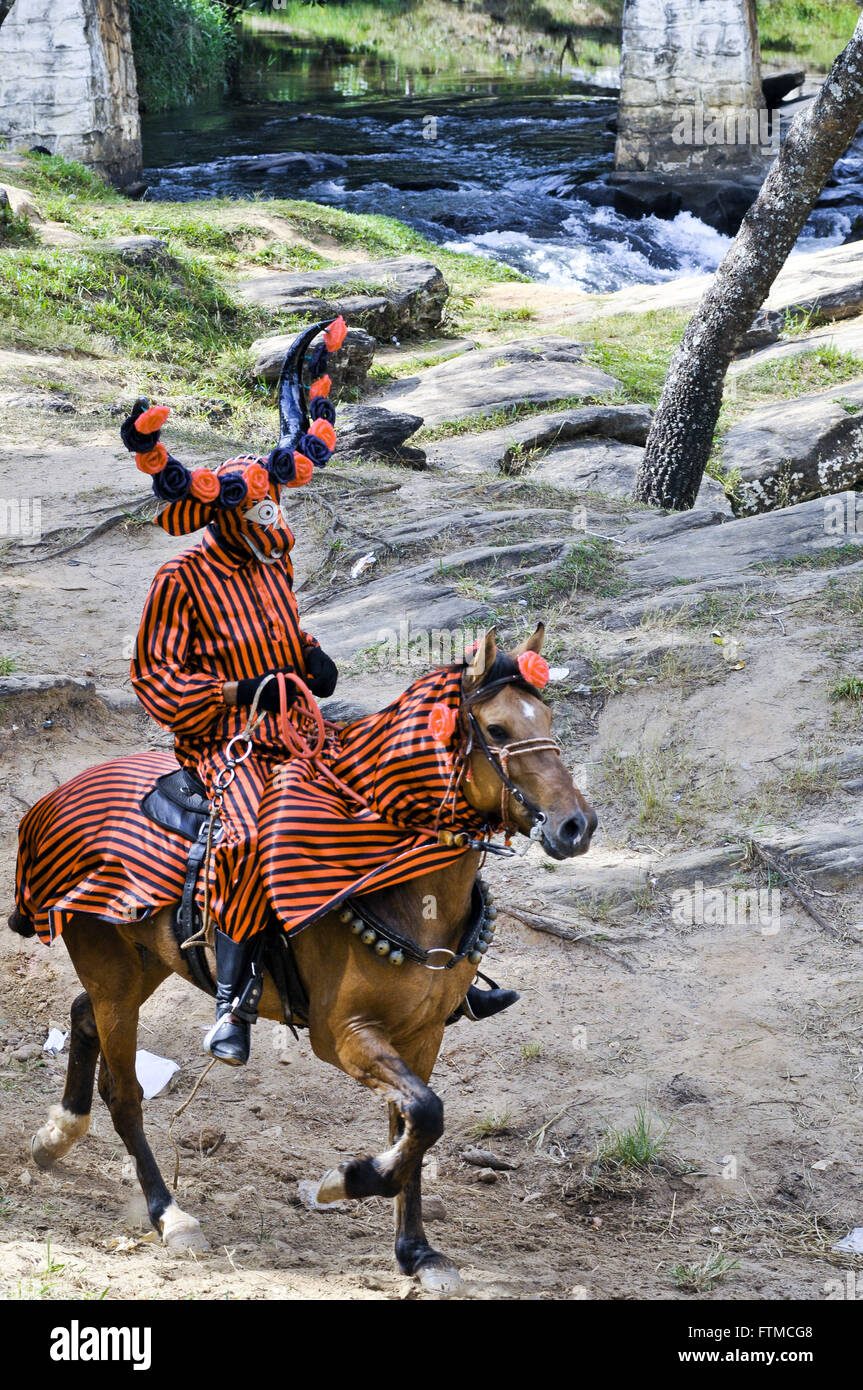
389;1104;462;1295
62;920;207;1253
31;991;98;1168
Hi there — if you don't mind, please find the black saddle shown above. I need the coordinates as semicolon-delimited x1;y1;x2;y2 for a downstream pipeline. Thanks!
141;767;211;841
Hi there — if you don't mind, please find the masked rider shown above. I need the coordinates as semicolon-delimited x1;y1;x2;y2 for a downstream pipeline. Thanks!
125;321;343;1067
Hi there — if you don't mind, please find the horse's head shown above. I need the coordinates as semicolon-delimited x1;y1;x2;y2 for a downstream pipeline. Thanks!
460;626;597;860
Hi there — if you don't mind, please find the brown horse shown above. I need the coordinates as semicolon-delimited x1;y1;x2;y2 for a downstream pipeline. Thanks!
16;627;596;1294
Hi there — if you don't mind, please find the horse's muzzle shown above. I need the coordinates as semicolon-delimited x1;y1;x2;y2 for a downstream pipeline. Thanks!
541;805;598;860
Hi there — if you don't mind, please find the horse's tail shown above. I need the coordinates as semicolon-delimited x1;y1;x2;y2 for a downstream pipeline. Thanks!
8;906;36;938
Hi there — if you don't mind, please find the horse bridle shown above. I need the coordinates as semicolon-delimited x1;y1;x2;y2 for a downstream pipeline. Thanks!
460;675;561;841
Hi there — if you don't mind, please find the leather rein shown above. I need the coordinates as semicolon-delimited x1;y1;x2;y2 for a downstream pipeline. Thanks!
458;676;560;844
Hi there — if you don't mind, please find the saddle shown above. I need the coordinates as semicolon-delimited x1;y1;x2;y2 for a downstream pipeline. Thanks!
140;767;210;841
140;767;308;1030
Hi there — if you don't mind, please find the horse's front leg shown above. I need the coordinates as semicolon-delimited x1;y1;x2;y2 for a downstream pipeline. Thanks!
316;1036;442;1202
389;1104;462;1295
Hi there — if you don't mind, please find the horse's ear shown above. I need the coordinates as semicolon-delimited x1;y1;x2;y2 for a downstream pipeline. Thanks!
511;621;545;657
463;628;497;694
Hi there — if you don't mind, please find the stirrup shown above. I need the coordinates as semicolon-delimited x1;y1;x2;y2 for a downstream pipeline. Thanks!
204;1010;250;1066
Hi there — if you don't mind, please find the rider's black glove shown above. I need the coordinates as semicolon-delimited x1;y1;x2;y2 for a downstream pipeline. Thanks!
235;673;298;714
304;645;338;698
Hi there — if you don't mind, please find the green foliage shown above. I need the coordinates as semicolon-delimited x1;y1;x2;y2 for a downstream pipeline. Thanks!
756;0;860;72
583;309;689;406
130;0;238;113
0;244;271;384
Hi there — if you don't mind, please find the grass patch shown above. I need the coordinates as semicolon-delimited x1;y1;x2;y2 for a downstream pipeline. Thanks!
0;656;19;676
830;674;863;702
724;346;863;423
756;543;863;573
527;538;623;608
244;1;622;77
672;1251;740;1293
595;1107;672;1171
416;394;610;444
466;1109;512;1140
583;309;689;406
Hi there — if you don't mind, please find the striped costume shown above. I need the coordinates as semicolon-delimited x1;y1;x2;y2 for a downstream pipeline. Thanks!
129;520;320;944
15;668;486;944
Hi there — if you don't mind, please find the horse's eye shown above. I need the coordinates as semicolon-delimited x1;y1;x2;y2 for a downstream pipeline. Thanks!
487;724;509;743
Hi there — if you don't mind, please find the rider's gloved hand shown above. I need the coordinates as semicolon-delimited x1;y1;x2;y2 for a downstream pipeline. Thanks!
235;673;298;714
304;645;338;698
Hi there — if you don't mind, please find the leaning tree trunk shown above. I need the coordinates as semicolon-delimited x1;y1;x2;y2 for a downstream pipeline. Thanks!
635;16;863;510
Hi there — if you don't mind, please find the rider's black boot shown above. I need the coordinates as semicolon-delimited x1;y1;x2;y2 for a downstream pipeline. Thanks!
203;929;264;1066
446;981;520;1025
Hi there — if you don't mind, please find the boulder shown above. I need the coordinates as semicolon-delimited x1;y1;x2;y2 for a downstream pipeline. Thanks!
374;337;621;427
239;257;449;340
529;438;730;512
0;182;44;223
723;379;863;514
766;239;863;324
250;326;375;395
102;235;174;269
427;403;652;474
734;308;782;355
334;404;424;463
620;496;863;591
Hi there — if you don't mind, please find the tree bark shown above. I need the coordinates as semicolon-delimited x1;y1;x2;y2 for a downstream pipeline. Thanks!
634;17;863;511
0;2;17;29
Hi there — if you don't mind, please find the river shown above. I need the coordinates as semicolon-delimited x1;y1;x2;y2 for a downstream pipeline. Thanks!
141;26;863;294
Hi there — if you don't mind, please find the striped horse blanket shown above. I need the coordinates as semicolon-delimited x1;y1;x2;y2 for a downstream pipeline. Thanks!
15;667;487;945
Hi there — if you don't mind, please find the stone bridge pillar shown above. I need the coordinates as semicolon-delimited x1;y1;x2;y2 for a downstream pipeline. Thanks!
615;0;765;177
0;0;141;185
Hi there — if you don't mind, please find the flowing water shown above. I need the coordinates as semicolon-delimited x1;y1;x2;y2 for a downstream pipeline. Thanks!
142;27;863;293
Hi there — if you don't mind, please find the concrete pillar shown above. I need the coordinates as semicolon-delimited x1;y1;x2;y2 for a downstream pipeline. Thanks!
0;0;142;185
615;0;766;177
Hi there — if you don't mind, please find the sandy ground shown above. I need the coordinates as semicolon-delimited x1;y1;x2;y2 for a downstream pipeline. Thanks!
1;359;862;1303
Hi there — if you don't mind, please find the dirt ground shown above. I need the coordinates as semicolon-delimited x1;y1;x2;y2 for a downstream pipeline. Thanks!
1;359;862;1303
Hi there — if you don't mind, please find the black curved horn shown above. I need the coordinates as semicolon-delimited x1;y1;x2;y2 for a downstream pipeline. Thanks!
275;319;336;448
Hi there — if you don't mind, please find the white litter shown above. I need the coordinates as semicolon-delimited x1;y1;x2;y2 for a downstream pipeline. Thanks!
43;1029;68;1056
832;1227;863;1255
350;551;376;578
547;666;570;682
135;1049;179;1100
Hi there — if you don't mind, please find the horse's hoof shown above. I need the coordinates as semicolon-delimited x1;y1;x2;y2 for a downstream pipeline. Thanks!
417;1260;462;1296
316;1167;348;1205
31;1105;89;1169
159;1202;209;1255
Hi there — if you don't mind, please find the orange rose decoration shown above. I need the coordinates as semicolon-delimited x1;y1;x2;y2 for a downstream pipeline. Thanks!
323;315;348;352
135;443;168;475
428;702;457;745
189;467;220;502
308;417;336;451
287;452;314;488
135;404;171;434
244;462;270;502
310;375;332;399
517;650;549;690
